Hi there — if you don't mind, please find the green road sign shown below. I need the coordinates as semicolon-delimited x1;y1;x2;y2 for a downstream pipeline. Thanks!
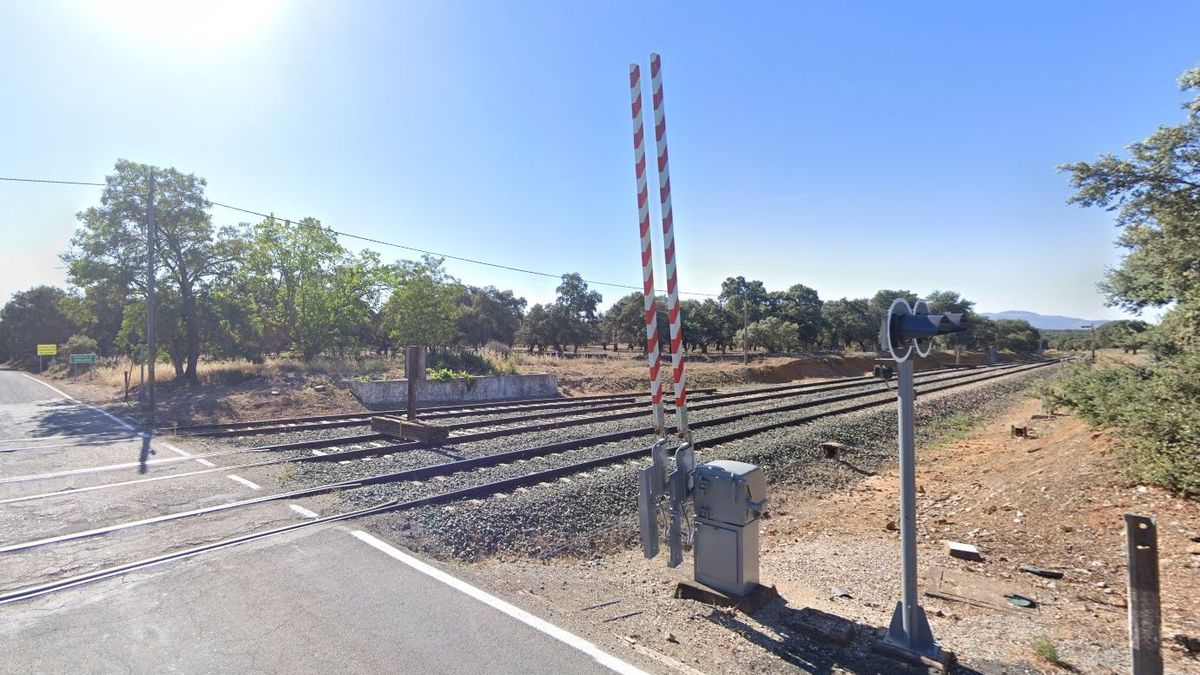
69;353;98;364
37;344;57;356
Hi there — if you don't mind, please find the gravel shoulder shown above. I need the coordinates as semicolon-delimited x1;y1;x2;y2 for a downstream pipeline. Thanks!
384;375;1200;674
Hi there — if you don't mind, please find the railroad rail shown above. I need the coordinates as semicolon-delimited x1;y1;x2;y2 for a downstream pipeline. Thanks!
0;357;1065;605
165;388;722;438
1;363;1028;497
162;363;1007;440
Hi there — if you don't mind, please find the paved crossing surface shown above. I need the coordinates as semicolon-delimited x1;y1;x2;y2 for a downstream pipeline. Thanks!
0;369;639;674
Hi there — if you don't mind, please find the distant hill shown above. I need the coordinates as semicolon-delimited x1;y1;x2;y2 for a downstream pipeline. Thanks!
981;311;1109;331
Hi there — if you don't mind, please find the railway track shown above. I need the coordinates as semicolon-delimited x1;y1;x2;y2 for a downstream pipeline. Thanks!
166;362;989;439
0;358;1064;604
1;363;1027;497
165;387;722;438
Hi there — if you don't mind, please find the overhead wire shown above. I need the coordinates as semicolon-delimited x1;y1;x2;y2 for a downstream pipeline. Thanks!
1;175;720;298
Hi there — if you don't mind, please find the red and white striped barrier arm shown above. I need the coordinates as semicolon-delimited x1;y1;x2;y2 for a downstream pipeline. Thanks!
629;63;666;435
649;52;689;439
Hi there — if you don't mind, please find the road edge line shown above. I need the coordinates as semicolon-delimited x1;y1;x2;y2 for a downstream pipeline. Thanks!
348;530;646;675
18;372;137;432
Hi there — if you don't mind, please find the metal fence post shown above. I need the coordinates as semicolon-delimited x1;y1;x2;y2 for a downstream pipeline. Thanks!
1125;514;1162;674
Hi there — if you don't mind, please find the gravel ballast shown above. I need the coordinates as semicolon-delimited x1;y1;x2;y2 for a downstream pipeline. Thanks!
316;363;1065;562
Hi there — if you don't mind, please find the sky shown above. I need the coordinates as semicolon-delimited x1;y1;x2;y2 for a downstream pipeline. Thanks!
1;1;1198;322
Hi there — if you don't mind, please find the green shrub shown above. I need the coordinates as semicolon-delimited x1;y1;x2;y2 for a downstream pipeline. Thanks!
64;334;99;356
1041;353;1200;497
427;367;471;381
1032;636;1066;667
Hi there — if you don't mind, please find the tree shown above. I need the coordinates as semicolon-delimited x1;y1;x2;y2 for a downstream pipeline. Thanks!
63;160;236;386
771;284;822;348
237;217;383;360
869;289;919;319
684;298;737;354
456;286;527;347
1060;64;1200;351
1095;319;1152;353
73;281;131;356
0;286;83;368
599;292;647;351
64;334;99;357
201;276;264;361
970;315;998;350
517;304;551;353
746;317;800;353
820;298;875;351
993;319;1041;353
719;277;771;324
554;273;602;352
384;256;463;348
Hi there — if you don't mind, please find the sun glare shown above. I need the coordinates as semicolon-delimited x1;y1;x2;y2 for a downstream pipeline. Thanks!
80;0;286;51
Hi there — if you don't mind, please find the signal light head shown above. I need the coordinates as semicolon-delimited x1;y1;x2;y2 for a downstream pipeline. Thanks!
881;299;968;362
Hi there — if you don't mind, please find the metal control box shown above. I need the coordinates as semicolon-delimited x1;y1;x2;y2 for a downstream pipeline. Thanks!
692;460;767;596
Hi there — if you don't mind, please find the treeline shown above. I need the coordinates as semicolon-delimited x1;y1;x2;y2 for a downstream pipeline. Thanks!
1041;63;1200;497
1044;320;1154;353
0;160;1046;383
595;283;1041;356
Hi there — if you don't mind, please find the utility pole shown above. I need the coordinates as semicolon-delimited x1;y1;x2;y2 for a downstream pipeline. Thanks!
145;170;157;429
742;287;749;365
1082;323;1095;360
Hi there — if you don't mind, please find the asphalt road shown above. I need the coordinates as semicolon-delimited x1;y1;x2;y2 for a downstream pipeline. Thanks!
0;369;643;674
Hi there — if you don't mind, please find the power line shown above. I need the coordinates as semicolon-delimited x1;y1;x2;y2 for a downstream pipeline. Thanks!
210;201;719;297
2;175;721;298
0;176;105;187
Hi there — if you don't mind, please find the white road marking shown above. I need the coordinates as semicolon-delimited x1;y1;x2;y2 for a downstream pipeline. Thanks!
289;504;319;518
0;438;134;452
226;474;261;490
161;441;217;468
0;434;88;443
311;449;327;456
19;373;137;431
349;530;646;675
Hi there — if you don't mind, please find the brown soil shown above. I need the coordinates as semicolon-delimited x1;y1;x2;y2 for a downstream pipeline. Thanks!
460;396;1200;673
50;349;1008;428
47;370;368;428
520;350;995;396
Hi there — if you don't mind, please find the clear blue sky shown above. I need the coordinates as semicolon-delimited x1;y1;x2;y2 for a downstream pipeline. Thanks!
2;1;1198;321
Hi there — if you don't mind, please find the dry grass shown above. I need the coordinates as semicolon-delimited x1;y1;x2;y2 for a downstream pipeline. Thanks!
507;351;800;395
76;355;400;390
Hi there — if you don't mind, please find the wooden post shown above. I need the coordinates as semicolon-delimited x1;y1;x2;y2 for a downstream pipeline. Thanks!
1125;514;1162;675
405;345;418;421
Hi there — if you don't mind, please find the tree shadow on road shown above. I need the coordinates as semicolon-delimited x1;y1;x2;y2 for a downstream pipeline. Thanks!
28;399;137;442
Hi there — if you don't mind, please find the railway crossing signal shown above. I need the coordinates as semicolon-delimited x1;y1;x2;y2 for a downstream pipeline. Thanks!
878;298;966;667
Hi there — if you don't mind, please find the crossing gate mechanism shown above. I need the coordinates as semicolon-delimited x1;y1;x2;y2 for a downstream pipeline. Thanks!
628;53;768;601
637;441;768;598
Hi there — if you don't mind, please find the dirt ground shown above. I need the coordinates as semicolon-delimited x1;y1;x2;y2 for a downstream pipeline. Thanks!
50;350;998;427
458;395;1200;673
49;370;366;428
519;350;995;397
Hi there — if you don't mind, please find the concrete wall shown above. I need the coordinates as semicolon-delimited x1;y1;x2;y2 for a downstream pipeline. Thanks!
347;373;557;407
